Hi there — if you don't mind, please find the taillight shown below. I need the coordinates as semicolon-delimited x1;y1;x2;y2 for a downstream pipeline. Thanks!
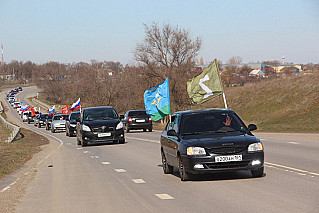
149;117;152;122
128;117;132;123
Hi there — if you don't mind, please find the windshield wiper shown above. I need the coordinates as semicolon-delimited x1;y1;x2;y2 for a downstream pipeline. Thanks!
182;132;204;135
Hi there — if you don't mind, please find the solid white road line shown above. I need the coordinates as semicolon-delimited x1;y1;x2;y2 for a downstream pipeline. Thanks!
115;169;126;173
265;162;319;176
155;194;174;200
126;136;159;143
132;179;146;184
287;142;300;145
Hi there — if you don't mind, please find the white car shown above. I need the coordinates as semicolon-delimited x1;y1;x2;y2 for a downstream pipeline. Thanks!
51;114;69;133
22;112;30;122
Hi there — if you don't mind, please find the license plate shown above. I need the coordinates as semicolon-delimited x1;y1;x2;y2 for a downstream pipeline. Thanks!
135;119;145;123
98;133;111;137
215;155;242;162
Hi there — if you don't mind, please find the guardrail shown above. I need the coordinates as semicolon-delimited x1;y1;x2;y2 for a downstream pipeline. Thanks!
0;101;21;143
32;98;51;110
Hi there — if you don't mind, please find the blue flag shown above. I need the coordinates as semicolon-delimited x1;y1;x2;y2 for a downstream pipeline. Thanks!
144;78;171;121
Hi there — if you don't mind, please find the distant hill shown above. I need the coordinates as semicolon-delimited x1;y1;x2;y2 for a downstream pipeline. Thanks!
193;74;319;132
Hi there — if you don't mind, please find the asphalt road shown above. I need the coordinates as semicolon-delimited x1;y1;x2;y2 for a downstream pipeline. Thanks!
1;86;319;213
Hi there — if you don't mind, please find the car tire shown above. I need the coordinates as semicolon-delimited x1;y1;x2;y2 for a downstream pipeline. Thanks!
161;151;173;174
143;129;146;132
179;157;191;181
149;128;152;132
51;129;55;133
81;139;87;147
126;127;130;133
118;138;125;144
28;120;30;124
66;129;69;136
77;137;81;145
251;166;264;178
38;124;41;128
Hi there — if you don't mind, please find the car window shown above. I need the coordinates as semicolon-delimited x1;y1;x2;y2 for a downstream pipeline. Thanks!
83;108;118;121
181;112;245;135
70;112;80;120
128;111;147;116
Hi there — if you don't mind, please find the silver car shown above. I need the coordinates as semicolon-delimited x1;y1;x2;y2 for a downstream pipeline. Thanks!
51;114;69;133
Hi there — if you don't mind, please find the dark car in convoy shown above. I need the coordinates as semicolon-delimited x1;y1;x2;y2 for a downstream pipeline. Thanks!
66;111;80;137
160;108;264;181
76;106;125;146
122;110;152;132
34;113;49;128
45;115;53;130
27;111;39;124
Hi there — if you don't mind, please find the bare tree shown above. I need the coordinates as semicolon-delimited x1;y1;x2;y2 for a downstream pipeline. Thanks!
227;56;242;65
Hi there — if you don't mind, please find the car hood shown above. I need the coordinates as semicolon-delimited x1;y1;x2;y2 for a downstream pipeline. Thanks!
84;119;120;128
181;133;259;147
52;120;66;124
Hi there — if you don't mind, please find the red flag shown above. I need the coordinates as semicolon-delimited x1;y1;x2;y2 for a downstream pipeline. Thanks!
61;105;69;115
31;107;35;117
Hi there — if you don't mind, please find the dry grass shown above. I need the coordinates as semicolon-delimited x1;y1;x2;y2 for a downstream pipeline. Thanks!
190;74;319;132
0;127;49;179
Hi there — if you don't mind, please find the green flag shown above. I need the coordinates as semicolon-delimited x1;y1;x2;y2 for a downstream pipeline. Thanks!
187;60;223;104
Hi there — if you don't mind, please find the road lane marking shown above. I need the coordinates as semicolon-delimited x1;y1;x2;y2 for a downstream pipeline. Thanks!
90;156;100;159
77;148;83;150
101;162;111;165
287;142;300;145
126;136;159;143
265;162;319;176
155;194;174;200
115;169;126;173
83;151;89;154
132;179;146;183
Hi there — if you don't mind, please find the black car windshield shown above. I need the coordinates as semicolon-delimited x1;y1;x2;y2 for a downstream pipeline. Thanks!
128;111;147;116
53;115;69;120
70;112;80;120
181;112;246;135
40;114;48;119
83;108;118;121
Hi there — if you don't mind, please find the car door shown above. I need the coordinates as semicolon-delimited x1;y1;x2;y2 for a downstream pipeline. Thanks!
162;115;180;167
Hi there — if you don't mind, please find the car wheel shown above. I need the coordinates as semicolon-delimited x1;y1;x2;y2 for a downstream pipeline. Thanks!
66;129;69;136
149;128;152;132
38;124;41;128
118;138;125;144
143;129;146;132
161;151;173;174
126;126;130;133
28;120;30;124
251;166;264;178
179;156;191;181
51;129;55;133
77;136;81;145
81;139;87;147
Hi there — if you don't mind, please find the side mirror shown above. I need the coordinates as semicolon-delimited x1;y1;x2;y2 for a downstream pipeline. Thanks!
248;124;257;132
119;115;124;120
167;129;178;137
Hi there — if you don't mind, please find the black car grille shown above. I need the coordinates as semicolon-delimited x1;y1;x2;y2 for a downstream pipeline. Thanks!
92;126;114;133
206;161;250;169
207;146;246;154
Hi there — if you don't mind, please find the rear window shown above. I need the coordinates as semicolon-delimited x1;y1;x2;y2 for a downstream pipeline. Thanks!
128;111;147;116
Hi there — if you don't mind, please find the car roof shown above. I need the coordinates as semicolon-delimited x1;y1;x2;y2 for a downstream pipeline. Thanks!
82;106;115;111
173;108;234;116
127;110;146;112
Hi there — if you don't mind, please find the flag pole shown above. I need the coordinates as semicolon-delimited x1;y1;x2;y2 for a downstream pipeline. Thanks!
215;59;228;109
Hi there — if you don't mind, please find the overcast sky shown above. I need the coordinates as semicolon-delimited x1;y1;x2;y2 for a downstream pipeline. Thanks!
1;0;318;65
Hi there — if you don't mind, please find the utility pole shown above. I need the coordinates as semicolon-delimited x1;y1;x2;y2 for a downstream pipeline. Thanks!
1;44;3;74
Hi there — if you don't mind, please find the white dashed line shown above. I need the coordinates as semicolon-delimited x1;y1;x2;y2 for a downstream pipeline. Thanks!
155;194;174;200
77;148;83;150
132;179;146;184
83;151;89;154
101;162;111;165
288;142;300;145
115;169;126;173
90;156;100;159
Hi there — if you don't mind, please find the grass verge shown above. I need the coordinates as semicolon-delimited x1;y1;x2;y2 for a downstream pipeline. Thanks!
0;126;49;179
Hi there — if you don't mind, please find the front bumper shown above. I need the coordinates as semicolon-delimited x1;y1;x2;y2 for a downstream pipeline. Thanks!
52;124;66;131
181;151;264;174
82;129;124;143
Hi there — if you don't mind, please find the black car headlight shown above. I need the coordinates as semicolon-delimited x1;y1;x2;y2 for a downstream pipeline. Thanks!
187;147;206;156
248;142;263;152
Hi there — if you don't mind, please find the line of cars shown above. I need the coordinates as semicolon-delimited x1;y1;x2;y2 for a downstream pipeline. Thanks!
7;88;264;181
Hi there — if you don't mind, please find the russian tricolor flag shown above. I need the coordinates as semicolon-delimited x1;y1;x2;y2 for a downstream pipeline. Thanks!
70;98;81;112
21;105;30;112
49;105;55;116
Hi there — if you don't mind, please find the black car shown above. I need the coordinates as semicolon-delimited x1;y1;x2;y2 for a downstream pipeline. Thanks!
35;113;49;128
45;115;53;130
123;110;152;132
27;111;39;124
76;106;125;146
160;108;264;181
66;111;80;137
